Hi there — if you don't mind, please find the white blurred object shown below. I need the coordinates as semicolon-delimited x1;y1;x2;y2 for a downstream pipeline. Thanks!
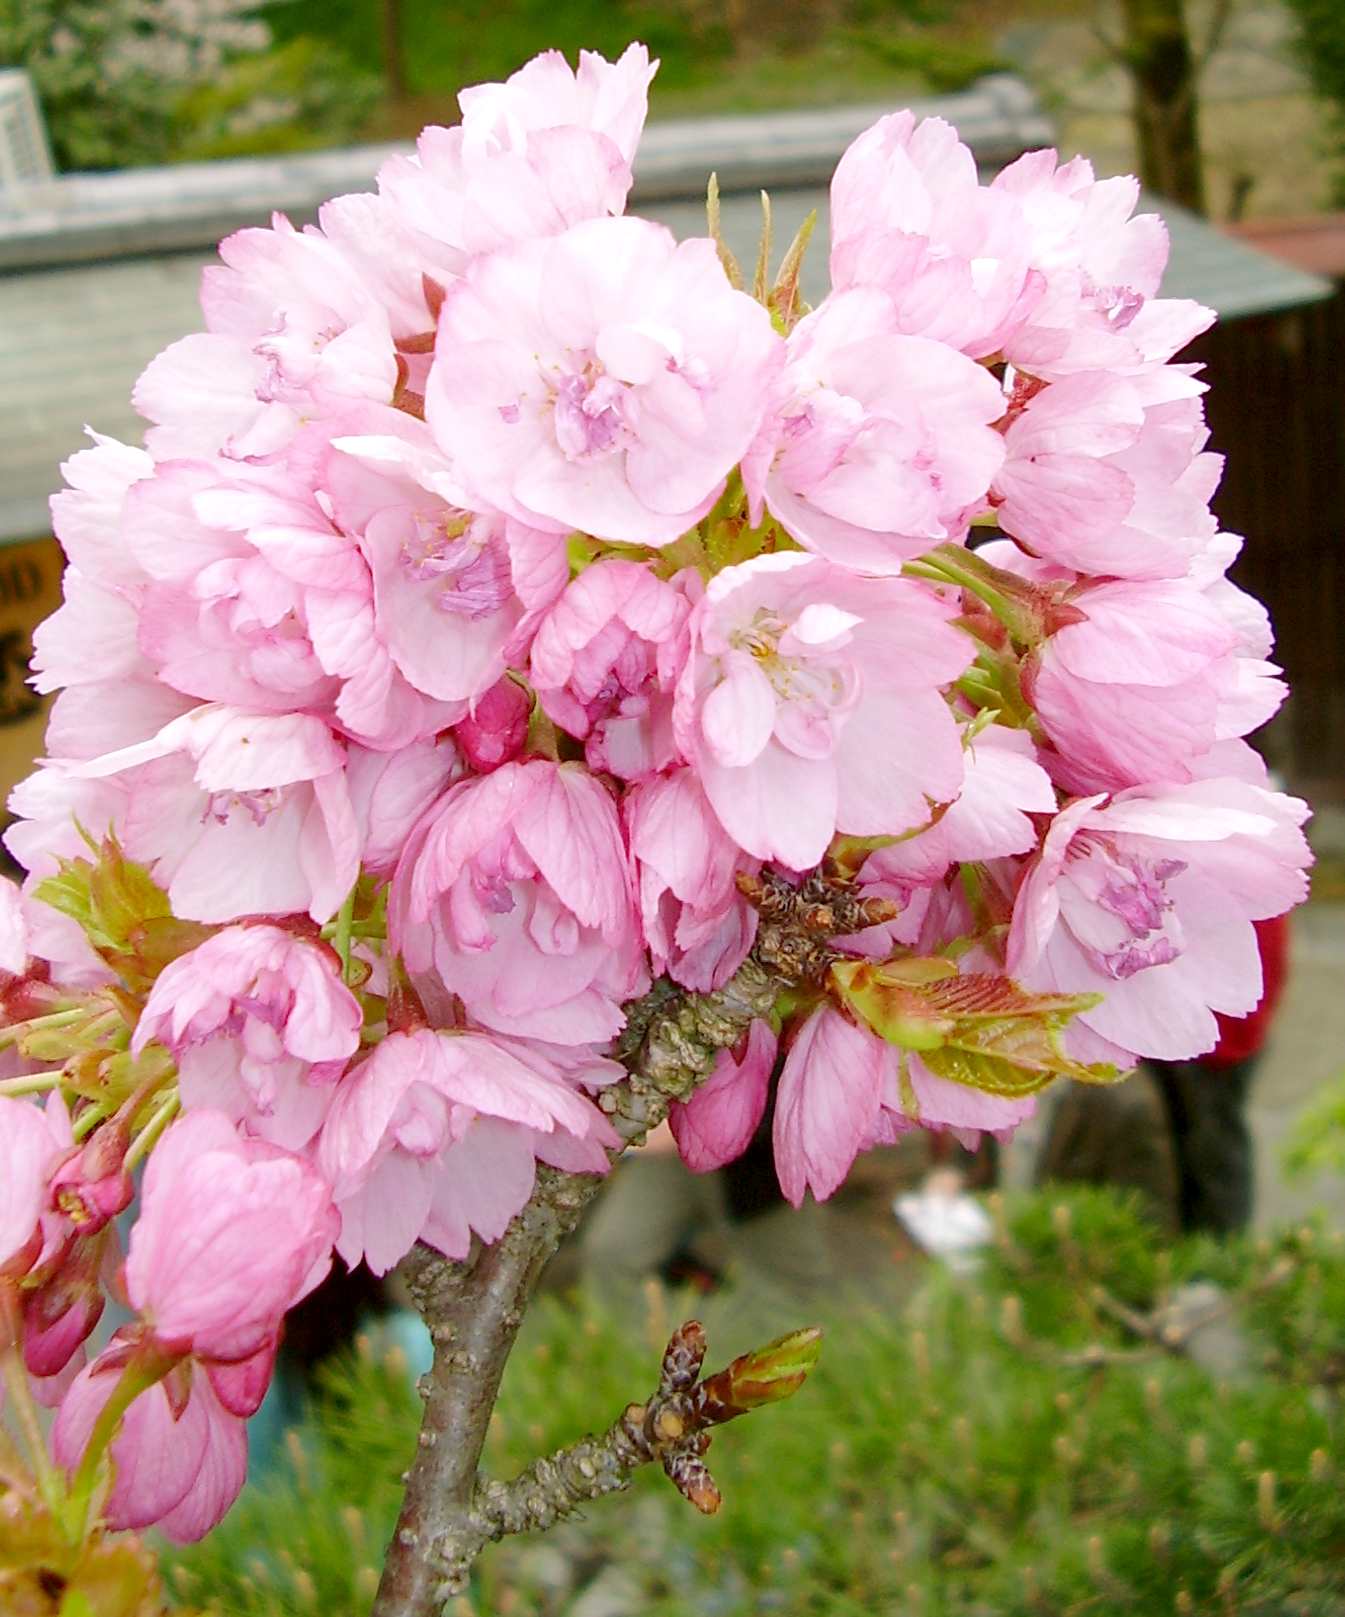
894;1169;993;1271
0;72;53;197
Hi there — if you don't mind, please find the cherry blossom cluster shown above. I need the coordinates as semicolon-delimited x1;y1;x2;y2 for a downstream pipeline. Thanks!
0;44;1310;1548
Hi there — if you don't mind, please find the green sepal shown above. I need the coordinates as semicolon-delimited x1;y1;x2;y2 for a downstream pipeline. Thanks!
34;836;213;991
768;208;817;333
706;173;744;289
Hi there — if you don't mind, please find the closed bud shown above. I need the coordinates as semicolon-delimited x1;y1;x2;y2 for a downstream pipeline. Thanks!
698;1326;823;1423
49;1121;134;1234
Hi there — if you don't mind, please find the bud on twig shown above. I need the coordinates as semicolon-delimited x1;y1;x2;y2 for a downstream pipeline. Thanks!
696;1326;824;1424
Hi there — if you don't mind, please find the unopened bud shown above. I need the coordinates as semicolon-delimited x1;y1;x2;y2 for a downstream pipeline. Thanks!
452;677;530;773
49;1121;133;1233
697;1325;822;1423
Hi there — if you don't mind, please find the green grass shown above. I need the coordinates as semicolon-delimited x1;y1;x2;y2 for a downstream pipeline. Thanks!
168;1189;1345;1616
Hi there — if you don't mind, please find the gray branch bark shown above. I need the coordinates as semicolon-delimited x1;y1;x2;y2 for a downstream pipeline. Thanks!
371;873;882;1616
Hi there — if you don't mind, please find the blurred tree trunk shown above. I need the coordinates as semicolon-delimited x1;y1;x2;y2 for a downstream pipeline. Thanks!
1119;0;1207;213
382;0;407;100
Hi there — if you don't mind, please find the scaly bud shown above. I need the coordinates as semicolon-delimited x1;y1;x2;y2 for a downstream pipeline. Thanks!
697;1326;823;1424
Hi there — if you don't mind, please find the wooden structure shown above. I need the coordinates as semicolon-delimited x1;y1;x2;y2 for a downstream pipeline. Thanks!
1206;219;1345;803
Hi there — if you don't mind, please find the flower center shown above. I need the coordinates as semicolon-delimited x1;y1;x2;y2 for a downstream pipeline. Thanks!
401;511;514;620
1064;836;1187;980
551;360;631;463
202;788;284;829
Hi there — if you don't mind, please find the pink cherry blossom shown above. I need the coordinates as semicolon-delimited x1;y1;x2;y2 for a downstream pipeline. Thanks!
458;43;655;170
991;367;1222;579
773;1004;1034;1205
1007;779;1311;1062
346;735;462;871
379;45;656;267
48;429;152;580
319;1028;617;1273
123;1109;337;1361
426;215;782;545
0;875;27;977
392;760;647;1042
827;112;1043;358
53;1351;248;1543
529;560;691;779
451;678;532;773
1023;575;1285;794
674;554;974;870
861;724;1058;886
773;1006;883;1205
745;287;1006;572
47;1125;134;1237
990;149;1214;376
0;1097;65;1277
325;426;568;706
625;767;758;991
134;211;409;463
121;460;459;749
134;925;363;1150
73;704;360;924
669;1019;776;1173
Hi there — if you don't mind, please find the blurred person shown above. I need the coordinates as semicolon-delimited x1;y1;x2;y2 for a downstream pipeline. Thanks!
1148;912;1291;1235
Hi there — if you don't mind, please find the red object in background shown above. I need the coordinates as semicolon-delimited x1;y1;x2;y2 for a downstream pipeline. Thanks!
1202;914;1291;1068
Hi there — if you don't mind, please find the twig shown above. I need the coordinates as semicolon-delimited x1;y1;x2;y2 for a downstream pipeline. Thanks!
371;873;858;1617
434;1321;821;1582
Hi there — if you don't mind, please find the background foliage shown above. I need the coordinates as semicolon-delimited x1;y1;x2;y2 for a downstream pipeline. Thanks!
0;0;1000;169
169;1187;1345;1616
1284;0;1345;201
0;0;377;170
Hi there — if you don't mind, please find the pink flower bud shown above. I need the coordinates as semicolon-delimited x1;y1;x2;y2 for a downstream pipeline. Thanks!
49;1121;134;1235
451;677;530;772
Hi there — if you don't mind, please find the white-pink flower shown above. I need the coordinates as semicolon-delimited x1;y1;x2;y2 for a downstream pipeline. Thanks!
1025;576;1285;794
54;1353;248;1543
134;212;409;463
745;287;1006;572
991;150;1214;377
828;112;1044;357
392;760;647;1042
773;1004;1032;1206
991;367;1221;579
674;554;974;870
326;425;568;707
379;45;656;267
861;725;1057;887
669;1019;777;1173
426;215;782;545
1006;779;1311;1063
74;705;361;925
0;1096;67;1278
